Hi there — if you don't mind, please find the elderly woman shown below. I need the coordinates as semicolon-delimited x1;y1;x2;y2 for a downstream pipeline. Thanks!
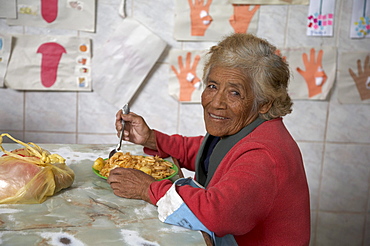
108;33;310;245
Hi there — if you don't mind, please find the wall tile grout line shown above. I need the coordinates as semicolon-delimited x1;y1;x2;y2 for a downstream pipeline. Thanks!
76;92;79;144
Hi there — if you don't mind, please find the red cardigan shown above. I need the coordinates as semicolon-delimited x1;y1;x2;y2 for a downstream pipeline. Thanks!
145;118;310;245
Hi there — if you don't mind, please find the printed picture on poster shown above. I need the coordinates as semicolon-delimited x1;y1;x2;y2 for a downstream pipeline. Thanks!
5;35;92;91
350;0;370;38
306;0;336;36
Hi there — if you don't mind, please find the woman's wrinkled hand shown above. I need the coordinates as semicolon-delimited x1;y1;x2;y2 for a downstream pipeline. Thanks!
107;168;156;204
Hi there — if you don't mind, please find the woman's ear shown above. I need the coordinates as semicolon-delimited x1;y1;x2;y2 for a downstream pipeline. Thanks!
259;101;273;114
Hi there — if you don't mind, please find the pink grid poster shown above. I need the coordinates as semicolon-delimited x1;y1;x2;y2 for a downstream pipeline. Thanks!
306;0;336;36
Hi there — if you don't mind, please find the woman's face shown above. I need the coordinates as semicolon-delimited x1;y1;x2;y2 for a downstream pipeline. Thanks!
201;66;259;137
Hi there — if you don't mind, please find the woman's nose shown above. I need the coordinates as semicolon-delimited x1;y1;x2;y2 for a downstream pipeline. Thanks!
210;91;227;108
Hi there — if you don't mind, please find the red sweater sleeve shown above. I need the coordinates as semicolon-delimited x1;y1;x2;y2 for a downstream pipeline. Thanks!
143;130;204;171
175;145;278;236
144;130;204;204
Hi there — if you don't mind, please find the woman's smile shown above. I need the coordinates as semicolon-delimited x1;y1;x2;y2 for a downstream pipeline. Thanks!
209;113;228;120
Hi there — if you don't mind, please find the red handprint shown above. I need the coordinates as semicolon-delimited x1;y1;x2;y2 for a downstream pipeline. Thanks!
171;52;201;102
349;55;370;101
297;48;327;98
188;0;213;36
229;4;260;34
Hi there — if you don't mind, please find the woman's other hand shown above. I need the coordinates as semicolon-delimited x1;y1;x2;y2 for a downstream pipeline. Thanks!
107;168;156;204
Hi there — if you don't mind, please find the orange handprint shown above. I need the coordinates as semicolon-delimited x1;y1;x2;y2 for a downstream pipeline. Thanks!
171;52;201;102
296;48;327;98
188;0;213;36
349;55;370;101
229;4;260;34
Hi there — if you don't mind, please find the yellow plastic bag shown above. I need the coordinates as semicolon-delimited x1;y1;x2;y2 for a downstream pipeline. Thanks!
0;133;75;204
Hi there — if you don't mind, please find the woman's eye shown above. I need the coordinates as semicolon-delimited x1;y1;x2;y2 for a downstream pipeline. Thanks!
231;90;240;96
207;84;216;89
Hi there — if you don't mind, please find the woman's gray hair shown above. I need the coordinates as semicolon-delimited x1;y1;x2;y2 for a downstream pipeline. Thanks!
202;33;292;120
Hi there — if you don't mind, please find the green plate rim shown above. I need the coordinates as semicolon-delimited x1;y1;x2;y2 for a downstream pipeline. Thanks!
92;159;178;181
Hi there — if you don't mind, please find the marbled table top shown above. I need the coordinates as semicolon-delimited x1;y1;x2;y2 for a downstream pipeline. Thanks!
0;143;205;246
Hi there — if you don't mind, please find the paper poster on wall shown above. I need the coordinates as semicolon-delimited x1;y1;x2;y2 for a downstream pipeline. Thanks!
306;0;336;36
229;0;309;4
350;0;370;38
0;0;17;18
119;0;126;18
5;35;92;91
92;17;167;108
0;35;12;88
6;0;96;32
280;46;337;100
338;52;370;104
174;0;260;41
169;49;207;103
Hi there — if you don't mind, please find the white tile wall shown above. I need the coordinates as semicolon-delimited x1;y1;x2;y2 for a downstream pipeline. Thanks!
0;88;24;131
25;92;77;132
320;143;370;212
326;90;370;143
284;100;329;141
316;212;365;245
297;141;324;211
0;0;369;245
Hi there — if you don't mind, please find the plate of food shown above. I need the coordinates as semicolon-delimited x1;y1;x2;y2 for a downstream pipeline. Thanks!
92;152;178;181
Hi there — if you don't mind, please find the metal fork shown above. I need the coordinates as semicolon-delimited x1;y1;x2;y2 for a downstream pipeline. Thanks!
109;104;130;158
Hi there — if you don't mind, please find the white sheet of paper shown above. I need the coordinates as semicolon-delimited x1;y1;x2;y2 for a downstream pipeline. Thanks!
229;0;309;4
92;17;167;107
119;0;126;18
5;35;92;91
0;35;12;87
306;0;336;36
0;0;17;18
7;0;96;32
350;0;370;38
